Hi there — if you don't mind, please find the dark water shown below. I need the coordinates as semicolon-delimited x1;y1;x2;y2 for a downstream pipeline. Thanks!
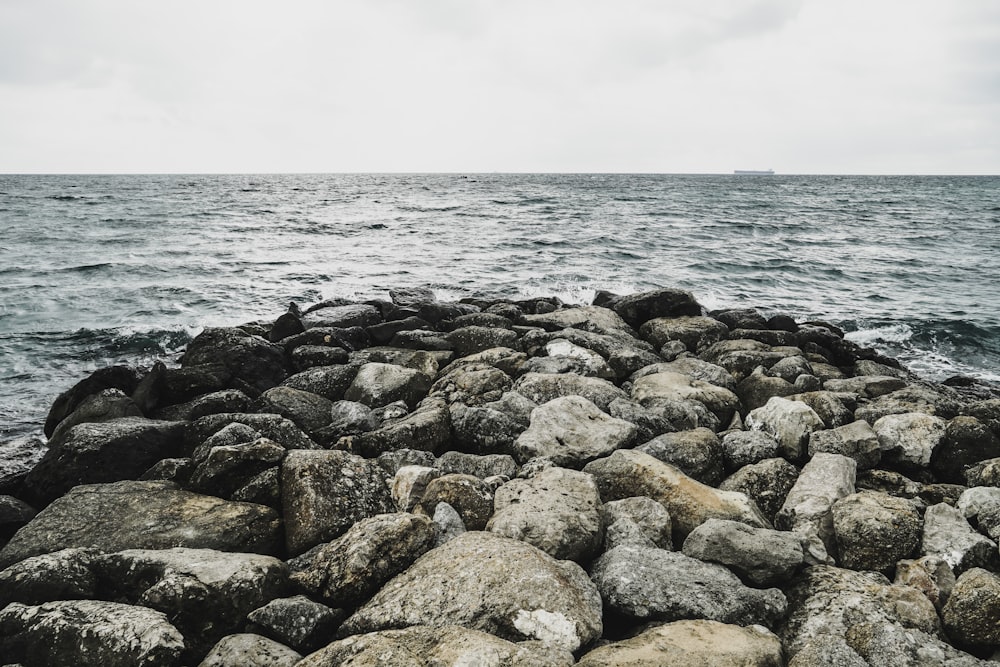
1;173;998;440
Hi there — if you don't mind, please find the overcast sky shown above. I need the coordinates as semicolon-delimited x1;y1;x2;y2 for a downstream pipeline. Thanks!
2;0;998;174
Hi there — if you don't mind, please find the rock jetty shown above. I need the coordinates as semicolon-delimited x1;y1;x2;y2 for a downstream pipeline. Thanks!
2;286;1000;666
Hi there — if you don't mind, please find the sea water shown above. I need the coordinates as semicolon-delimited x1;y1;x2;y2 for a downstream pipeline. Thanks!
1;173;998;440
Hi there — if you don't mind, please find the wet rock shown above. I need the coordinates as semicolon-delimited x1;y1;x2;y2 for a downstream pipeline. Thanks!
895;556;956;611
932;416;1000;484
0;547;101;607
831;491;922;572
719;457;800;523
187;437;286;499
324;399;374;438
873;411;948;471
198;633;301;667
339;531;603;652
776;453;857;562
0;480;281;568
246;595;345;654
446;325;519;357
299;625;575;667
438;346;526;377
47;388;143;443
414;473;493;530
23;417;185;506
281;450;394;555
44;365;144;438
514;395;637;467
746;396;825;461
487;467;603;561
187;412;317;453
637;427;724;486
639;315;729;352
430;362;513;406
632;371;740;426
390;465;440;511
592;544;786;626
600;496;673;550
576;619;784;667
942;567;1000;649
720;430;780;472
289;513;437;608
181;327;290;396
254;386;333;435
698;339;788;382
0;599;185;667
344;362;432;409
584;449;769;540
366;316;432;346
514;372;627;412
280;363;361;402
350;397;450;457
921;502;997;573
612;287;703;328
0;435;46;496
808;419;881;470
302;303;381;329
682;518;805;586
0;494;37;542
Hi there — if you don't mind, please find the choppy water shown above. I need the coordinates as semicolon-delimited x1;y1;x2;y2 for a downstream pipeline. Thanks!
1;173;998;440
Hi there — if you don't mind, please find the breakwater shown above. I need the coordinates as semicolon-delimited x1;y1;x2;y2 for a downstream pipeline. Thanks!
1;287;1000;665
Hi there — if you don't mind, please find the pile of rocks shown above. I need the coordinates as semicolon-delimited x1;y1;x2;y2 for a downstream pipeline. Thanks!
2;286;999;666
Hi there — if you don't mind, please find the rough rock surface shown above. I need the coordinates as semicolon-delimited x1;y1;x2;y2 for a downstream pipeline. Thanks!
514;395;637;467
776;452;857;561
246;595;345;654
198;633;302;667
747;397;825;461
831;491;922;572
600;495;673;550
682;518;805;586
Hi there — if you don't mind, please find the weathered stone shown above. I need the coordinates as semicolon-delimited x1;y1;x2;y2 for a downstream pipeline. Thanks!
600;496;673;550
831;491;922;571
352;347;445;378
430;362;513;406
246;595;345;654
855;383;964;424
437;450;518;479
0;435;46;496
0;547;101;607
45;365;144;438
776;453;857;562
932;416;1000;484
198;633;301;667
181;327;289;396
299;625;575;667
636;427;725;486
874;412;948;471
769;355;814;382
942;568;1000;649
377;448;437;475
340;531;603;652
824;375;907;398
432;502;466;545
894;556;956;611
632;371;740;426
302;303;381;329
187;413;317;453
414;473;493;530
523;304;635;338
720;430;780;472
633;357;737;392
47;388;143;443
966;457;1000;487
350;397;450;457
0;494;37;541
584;449;769;540
487;467;603;561
23;417;185;506
289;513;437;608
446;325;520;357
789;390;854;429
808;419;881;470
682;518;805;586
541;338;616;378
0;599;185;667
187;438;285;499
921;502;997;573
0;481;281;568
366;316;432;346
155;389;253;422
576;619;784;667
746;397;824;461
514;372;627;413
698;339;789;382
391;465;440;512
289;345;350;371
280;363;361;402
254;386;333;436
437;347;526;378
592;545;786;626
605;397;687;441
449;401;527;456
344;362;432;409
735;367;797;413
612;288;703;328
719;457;799;523
514;395;637;467
280;450;394;556
639;315;729;352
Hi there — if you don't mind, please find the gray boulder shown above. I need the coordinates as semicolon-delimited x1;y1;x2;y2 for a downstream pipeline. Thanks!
155;389;253;422
181;327;289;396
446;325;520;357
932;416;1000;484
0;599;185;667
523;304;635;337
430;362;513;406
720;430;780;472
0;480;281;569
47;388;143;442
808;419;881;470
894;555;957;611
514;372;627;413
254;386;333;435
682;518;805;586
746;396;825;461
487;467;603;561
344;362;432;409
301;303;381;329
339;531;603;652
390;465;440;512
281;450;394;555
942;568;1000;649
288;513;437;608
591;544;786;626
631;371;740;426
198;634;301;667
280;363;362;402
350;397;451;457
719;457;800;523
736;367;798;413
921;502;997;573
0;547;101;607
514;395;637;467
776;452;857;562
187;412;317;452
290;345;349;370
874;412;948;471
831;491;922;571
414;473;494;530
437;450;518;479
611;287;703;328
636;427;724;486
633;357;737;392
600;496;673;551
0;435;46;495
246;595;345;654
187;437;285;500
639;315;729;352
789;391;855;429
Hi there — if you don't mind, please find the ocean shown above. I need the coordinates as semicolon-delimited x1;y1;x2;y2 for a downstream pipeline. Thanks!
1;173;998;442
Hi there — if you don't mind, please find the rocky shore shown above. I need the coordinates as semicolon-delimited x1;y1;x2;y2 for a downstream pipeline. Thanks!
2;286;1000;666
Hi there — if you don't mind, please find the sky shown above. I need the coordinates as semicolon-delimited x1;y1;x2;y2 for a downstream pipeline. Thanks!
1;0;998;174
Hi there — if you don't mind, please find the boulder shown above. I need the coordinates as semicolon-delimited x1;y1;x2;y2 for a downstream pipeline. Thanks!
0;494;37;541
523;304;635;337
280;363;362;402
0;599;185;667
639;315;729;352
514;372;627;413
289;345;350;371
635;357;738;392
350;397;450;458
612;288;703;328
187;438;286;500
541;338;616;378
965;457;1000;487
921;502;997;574
591;544;786;627
339;531;603;652
583;449;769;540
0;480;281;568
0;547;101;607
487;467;603;561
824;375;907;399
776;453;857;563
414;473;494;530
631;371;740;426
281;450;394;556
894;556;956;611
449;401;529;456
874;412;948;471
600;496;673;551
719;457;800;523
254;387;333;436
155;389;253;422
44;365;144;438
432;502;466;545
576;620;784;667
186;413;317;453
682;518;805;586
942;568;1000;649
437;450;518;479
445;325;519;357
720;430;780;473
301;303;381;329
636;427;725;486
515;396;637;468
23;417;185;506
0;435;47;496
430;363;513;406
931;416;1000;484
298;625;575;667
854;384;963;423
808;419;881;470
746;396;825;461
698;339;788;382
789;391;855;429
181;327;290;396
831;491;922;572
47;388;143;442
735;367;797;413
246;595;345;654
390;465;440;512
289;513;437;608
198;634;301;667
344;362;432;409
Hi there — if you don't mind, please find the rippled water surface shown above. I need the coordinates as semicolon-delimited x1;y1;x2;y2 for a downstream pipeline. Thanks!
1;173;998;439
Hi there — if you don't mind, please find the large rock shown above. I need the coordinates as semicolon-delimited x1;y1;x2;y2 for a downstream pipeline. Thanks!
281;450;394;555
601;496;673;550
921;502;997;574
301;303;381;329
246;595;345;654
776;453;857;562
639;315;729;352
636;427;725;486
746;396;825;461
181;327;290;396
631;371;740;426
611;287;703;328
298;625;575;667
47;388;143;442
198;633;302;667
280;363;362;402
487;467;603;561
942;567;1000;649
523;304;635;338
514;395;638;467
591;545;786;626
0;600;184;667
344;362;432;409
254;386;333;436
446;325;520;357
0;547;101;607
430;363;513;406
719;457;800;523
682;518;805;586
339;531;603;652
44;365;144;438
414;473;494;530
0;435;46;495
808;419;881;470
289;513;437;608
584;449;769;540
931;416;1000;484
514;372;627;413
186;412;317;452
350;397;451;457
0;480;281;568
576;620;784;667
23;417;185;505
831;491;921;572
720;430;780;472
187;437;286;501
873;412;948;470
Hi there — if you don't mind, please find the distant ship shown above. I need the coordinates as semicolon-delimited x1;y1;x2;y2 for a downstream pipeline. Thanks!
734;169;774;175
